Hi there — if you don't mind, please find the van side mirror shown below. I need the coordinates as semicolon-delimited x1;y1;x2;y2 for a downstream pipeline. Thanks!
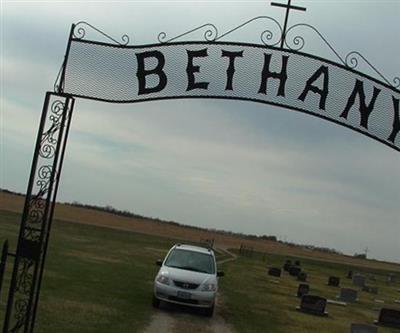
156;259;163;266
217;271;224;277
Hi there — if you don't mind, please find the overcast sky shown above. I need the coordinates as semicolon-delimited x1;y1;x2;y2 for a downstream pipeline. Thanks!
1;0;399;263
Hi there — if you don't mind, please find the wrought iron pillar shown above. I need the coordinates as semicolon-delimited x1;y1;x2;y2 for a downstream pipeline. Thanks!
2;92;75;333
0;240;9;297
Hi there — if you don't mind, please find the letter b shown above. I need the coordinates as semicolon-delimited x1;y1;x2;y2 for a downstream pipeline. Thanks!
136;51;167;95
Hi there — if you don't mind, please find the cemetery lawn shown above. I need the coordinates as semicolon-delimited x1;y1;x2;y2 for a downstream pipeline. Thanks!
0;210;177;332
1;208;400;332
218;251;400;333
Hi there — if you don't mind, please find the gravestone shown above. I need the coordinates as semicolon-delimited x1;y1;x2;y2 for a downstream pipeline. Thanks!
283;260;292;272
268;267;282;278
297;272;307;282
353;274;366;287
297;284;309;298
347;270;353;279
338;288;358;302
328;276;340;287
388;274;396;283
297;295;328;316
289;266;302;277
350;323;378;333
374;308;400;328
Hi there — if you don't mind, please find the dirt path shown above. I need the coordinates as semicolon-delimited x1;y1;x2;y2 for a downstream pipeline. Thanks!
142;247;237;333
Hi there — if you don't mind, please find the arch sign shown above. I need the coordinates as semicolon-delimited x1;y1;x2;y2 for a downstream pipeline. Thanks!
2;7;400;333
65;39;400;149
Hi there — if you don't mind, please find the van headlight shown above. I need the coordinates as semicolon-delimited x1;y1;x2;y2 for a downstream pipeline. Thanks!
202;283;216;292
156;275;170;285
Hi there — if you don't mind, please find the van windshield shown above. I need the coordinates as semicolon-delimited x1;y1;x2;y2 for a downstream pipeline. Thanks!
165;249;215;274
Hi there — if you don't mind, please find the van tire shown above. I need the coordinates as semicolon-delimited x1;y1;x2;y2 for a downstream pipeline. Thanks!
204;304;214;317
152;295;160;308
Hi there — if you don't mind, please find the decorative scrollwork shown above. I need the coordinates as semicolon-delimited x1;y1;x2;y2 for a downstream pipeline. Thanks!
345;51;399;88
13;298;29;330
282;24;399;89
158;23;218;43
11;260;34;331
73;21;130;46
216;16;282;46
157;17;283;46
284;23;345;64
39;101;65;159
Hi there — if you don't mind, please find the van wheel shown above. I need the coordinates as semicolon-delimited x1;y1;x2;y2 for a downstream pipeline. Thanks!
152;295;160;308
204;304;214;317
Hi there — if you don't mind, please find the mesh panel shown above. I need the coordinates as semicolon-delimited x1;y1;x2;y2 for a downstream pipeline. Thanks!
64;40;400;150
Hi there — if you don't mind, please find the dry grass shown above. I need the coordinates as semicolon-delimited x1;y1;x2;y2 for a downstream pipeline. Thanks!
1;191;399;272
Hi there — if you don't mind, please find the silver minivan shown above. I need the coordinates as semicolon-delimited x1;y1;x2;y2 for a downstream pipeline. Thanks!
152;244;224;317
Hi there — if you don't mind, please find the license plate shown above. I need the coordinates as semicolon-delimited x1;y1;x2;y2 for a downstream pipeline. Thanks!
177;291;192;299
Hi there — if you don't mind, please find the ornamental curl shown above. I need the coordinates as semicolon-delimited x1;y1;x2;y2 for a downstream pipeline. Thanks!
214;16;282;46
39;144;56;159
73;21;130;46
158;23;218;43
260;29;281;47
345;51;398;88
38;165;53;179
284;23;345;65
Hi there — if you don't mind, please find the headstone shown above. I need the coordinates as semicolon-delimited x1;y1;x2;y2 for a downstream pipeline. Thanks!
374;308;400;328
295;260;301;266
338;288;358;302
297;272;307;282
347;270;353;279
353;274;366;287
297;283;309;298
328;276;340;287
289;265;302;277
268;267;282;278
394;300;400;304
350;323;378;333
388;274;396;283
297;295;328;316
283;260;292;272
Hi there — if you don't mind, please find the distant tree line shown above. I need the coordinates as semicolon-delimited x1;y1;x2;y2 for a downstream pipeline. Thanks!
2;187;343;255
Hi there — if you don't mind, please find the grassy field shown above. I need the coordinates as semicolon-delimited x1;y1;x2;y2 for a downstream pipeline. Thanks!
1;207;400;332
2;192;399;273
0;210;178;332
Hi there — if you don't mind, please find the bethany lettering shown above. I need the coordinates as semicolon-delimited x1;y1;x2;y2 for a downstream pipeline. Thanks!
136;50;167;95
186;49;209;91
298;65;329;110
221;50;243;91
340;79;381;129
388;96;400;143
258;54;289;97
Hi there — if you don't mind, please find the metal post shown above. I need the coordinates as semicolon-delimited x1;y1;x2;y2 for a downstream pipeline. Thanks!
3;93;73;333
0;240;9;297
29;97;75;333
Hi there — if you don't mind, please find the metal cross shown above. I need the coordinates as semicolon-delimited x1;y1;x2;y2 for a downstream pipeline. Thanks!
271;0;306;48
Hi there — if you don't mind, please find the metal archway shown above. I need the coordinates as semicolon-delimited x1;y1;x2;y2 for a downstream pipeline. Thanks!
2;10;399;332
